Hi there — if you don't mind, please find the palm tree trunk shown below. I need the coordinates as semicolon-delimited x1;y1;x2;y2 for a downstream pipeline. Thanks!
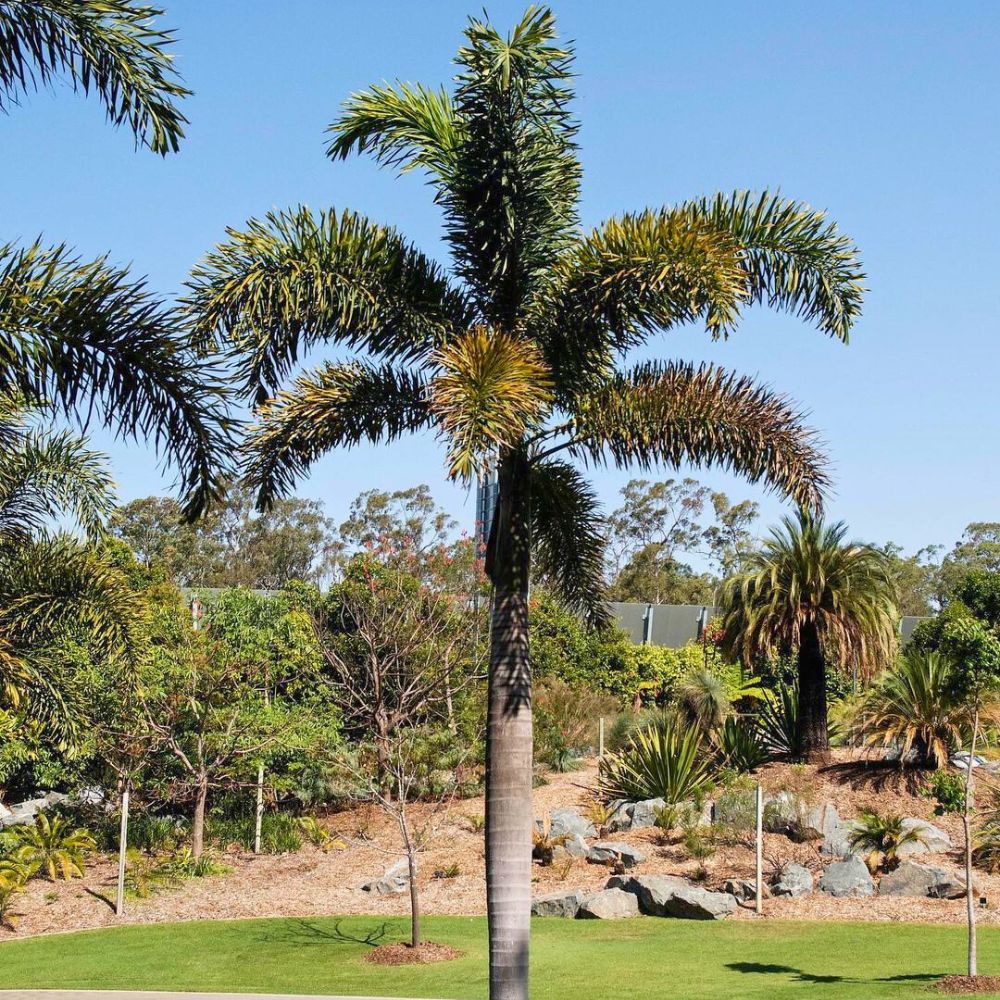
797;619;829;762
485;451;533;1000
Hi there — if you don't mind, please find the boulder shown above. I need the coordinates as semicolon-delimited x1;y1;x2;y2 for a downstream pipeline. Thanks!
773;863;814;898
818;857;875;898
628;798;666;830
897;818;951;856
576;888;639;919
822;818;860;859
41;791;70;808
532;890;589;917
608;874;736;919
587;841;647;868
360;858;410;896
552;833;589;861
766;795;841;843
724;878;768;902
542;808;597;840
606;800;633;833
879;861;965;899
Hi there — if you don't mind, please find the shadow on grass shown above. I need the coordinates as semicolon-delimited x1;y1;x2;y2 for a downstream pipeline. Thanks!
726;962;941;985
254;918;393;949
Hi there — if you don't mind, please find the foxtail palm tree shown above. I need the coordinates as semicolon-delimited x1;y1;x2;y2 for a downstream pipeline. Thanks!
185;10;865;997
719;510;898;761
1;1;229;518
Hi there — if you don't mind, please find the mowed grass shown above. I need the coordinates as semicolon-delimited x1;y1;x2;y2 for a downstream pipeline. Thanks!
0;916;999;999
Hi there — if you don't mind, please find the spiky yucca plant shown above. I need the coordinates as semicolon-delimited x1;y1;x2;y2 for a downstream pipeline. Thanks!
720;511;898;762
186;10;865;998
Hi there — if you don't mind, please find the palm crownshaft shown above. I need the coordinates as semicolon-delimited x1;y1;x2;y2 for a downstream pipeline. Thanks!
187;9;866;998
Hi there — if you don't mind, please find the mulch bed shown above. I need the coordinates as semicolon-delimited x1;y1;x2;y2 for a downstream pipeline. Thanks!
365;941;464;965
935;975;1000;994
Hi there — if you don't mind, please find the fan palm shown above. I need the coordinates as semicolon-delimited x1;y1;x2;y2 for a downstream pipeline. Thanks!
1;1;229;518
719;511;898;762
185;10;865;997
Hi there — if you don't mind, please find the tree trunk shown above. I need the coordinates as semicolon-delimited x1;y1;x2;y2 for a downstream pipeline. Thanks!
485;452;533;1000
191;780;209;859
115;784;130;917
965;709;980;978
797;619;829;762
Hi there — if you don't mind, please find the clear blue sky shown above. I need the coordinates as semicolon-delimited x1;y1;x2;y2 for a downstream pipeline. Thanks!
6;1;999;557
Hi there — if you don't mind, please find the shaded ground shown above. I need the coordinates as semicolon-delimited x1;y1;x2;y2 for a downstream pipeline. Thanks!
7;750;1000;938
2;916;1000;999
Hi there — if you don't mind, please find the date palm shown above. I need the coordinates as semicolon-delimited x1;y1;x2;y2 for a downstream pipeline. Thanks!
186;10;865;998
1;1;230;518
719;510;898;762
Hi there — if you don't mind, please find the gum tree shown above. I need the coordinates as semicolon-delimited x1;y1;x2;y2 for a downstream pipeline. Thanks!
186;10;864;997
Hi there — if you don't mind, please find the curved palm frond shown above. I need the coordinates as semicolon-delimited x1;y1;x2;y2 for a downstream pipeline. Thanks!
0;241;233;519
429;328;552;481
529;458;608;627
0;425;115;543
326;81;461;180
718;509;898;677
0;0;189;153
185;207;472;402
567;361;829;512
244;362;431;509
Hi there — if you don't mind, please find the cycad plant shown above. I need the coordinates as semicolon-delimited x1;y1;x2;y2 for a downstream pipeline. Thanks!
185;10;865;997
847;810;925;873
856;651;977;769
719;511;898;762
9;813;96;881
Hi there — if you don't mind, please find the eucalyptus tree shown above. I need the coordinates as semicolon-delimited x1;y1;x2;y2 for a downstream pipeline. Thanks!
1;0;229;518
719;511;898;761
186;9;864;997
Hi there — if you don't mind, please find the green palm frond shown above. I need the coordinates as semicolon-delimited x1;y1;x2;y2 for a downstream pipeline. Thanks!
244;362;431;509
718;510;898;678
429;329;552;481
0;0;190;154
568;361;829;511
326;81;461;180
185;206;471;402
0;241;233;519
529;458;608;627
0;426;115;543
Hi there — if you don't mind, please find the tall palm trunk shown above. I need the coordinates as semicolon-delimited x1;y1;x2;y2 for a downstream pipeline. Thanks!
485;451;533;1000
797;618;829;762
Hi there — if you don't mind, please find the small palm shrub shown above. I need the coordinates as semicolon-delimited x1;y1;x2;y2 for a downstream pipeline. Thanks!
9;814;95;881
297;816;345;851
758;683;803;760
847;811;925;872
531;817;568;866
599;717;712;805
715;715;771;772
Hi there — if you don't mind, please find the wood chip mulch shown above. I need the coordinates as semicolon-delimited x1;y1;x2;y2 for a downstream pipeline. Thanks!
934;975;1000;993
365;941;463;965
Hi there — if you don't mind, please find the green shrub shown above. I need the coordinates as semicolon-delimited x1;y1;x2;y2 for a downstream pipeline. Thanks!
713;777;757;845
715;715;771;772
758;683;803;760
599;717;712;804
925;771;966;815
8;814;95;881
207;811;303;854
534;677;619;770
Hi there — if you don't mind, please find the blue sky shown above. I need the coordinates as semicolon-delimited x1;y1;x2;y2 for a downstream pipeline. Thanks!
6;1;999;557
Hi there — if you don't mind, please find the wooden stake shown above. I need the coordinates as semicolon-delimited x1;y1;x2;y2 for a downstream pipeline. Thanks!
116;785;130;917
755;782;763;916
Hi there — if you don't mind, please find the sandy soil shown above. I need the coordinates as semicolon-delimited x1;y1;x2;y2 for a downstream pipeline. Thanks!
8;750;1000;938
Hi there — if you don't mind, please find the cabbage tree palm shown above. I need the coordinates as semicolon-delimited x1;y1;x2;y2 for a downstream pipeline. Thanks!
720;510;898;762
1;0;229;518
186;10;865;997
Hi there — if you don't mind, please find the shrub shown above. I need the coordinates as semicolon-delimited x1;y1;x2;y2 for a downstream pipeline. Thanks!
8;814;95;881
207;811;303;854
297;816;344;851
757;683;803;760
433;863;461;879
714;715;771;772
599;717;712;805
534;677;619;770
531;816;568;866
848;811;926;872
924;771;966;815
606;708;672;753
713;777;757;846
676;670;731;732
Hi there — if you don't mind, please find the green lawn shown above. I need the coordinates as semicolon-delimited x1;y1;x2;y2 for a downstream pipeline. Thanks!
0;916;997;999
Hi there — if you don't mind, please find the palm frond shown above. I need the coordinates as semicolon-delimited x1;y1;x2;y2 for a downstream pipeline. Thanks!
326;81;461;180
429;328;552;481
0;0;190;153
568;361;829;511
529;458;609;627
185;206;471;402
0;241;233;519
244;362;431;509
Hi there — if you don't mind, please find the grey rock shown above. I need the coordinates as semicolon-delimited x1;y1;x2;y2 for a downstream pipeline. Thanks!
818;857;875;898
606;800;633;833
587;841;647;868
532;890;589;917
822;818;861;859
361;858;410;896
897;818;951;856
74;786;106;806
607;874;736;919
42;791;69;807
539;808;597;840
576;888;639;919
773;863;813;898
628;798;666;830
724;878;767;902
879;861;965;899
552;833;589;861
